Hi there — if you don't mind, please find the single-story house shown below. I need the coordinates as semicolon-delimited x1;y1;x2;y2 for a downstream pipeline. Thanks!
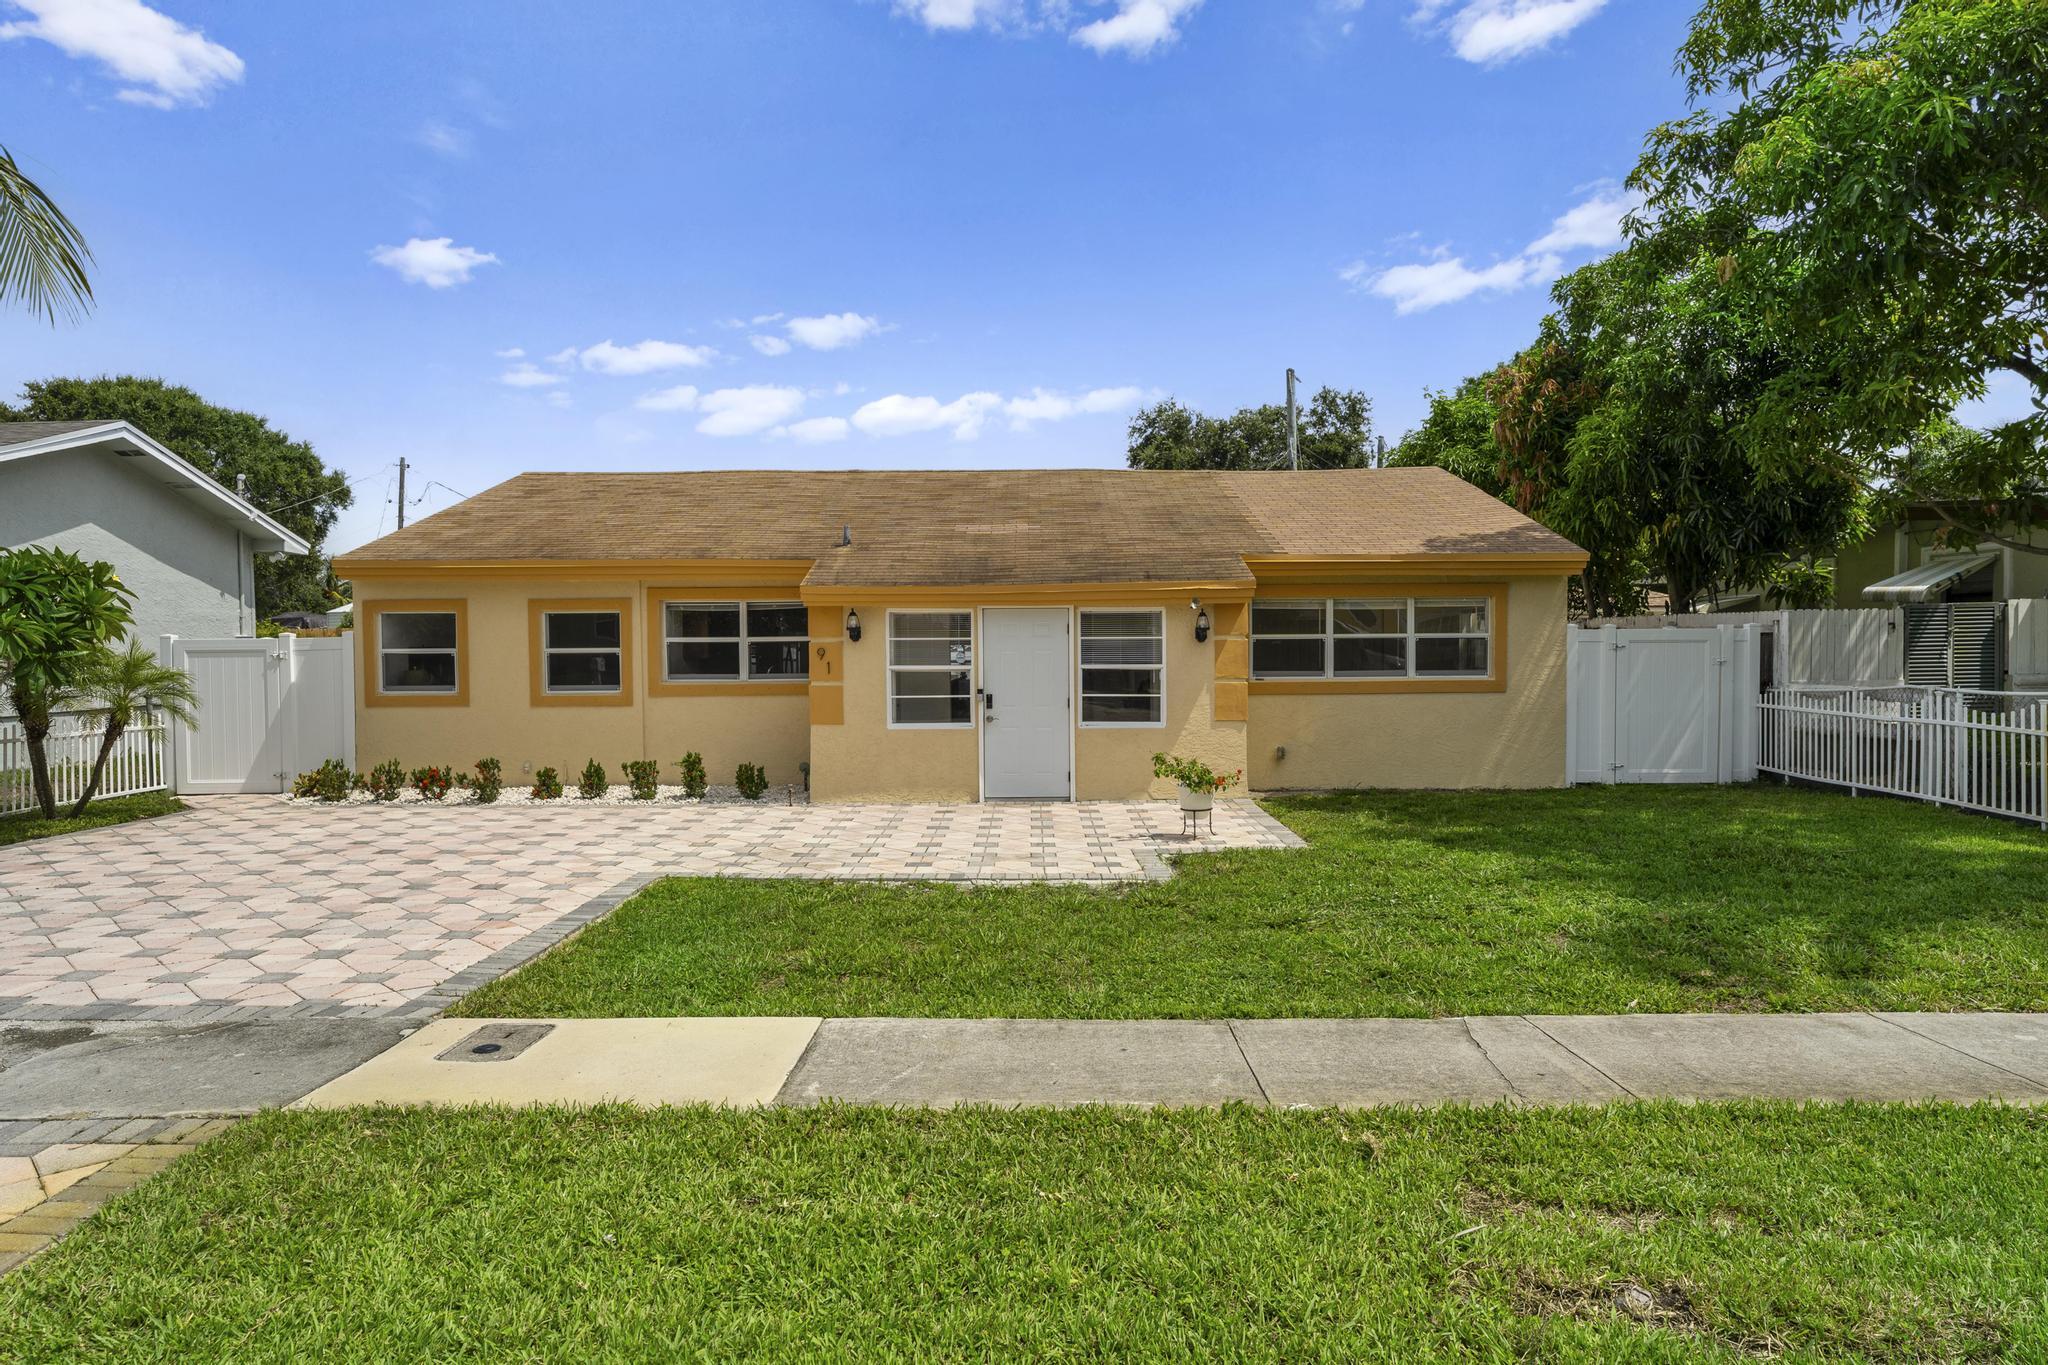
0;420;309;641
331;467;1587;802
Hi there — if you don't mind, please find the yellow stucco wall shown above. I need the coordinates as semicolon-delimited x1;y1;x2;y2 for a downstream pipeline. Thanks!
353;571;1572;800
354;577;810;790
1247;576;1569;791
809;601;979;803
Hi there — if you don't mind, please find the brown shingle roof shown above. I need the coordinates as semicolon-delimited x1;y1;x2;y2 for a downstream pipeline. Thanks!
337;467;1581;585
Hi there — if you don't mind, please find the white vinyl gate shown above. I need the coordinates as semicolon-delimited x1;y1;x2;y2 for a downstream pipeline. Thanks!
161;632;356;795
1567;624;1763;785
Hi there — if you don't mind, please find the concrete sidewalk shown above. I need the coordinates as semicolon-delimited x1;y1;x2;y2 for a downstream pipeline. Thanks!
298;1012;2048;1110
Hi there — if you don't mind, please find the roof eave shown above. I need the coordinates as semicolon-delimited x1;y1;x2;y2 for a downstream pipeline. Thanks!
0;420;311;555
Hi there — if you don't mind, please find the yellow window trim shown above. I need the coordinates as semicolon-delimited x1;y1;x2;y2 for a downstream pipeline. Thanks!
361;599;469;708
642;586;810;698
1246;582;1508;694
528;597;634;708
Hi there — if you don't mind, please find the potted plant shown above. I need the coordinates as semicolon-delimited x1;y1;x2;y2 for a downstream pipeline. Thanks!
1151;752;1242;816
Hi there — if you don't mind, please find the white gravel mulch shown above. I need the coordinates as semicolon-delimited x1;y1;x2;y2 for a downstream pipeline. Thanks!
284;783;810;807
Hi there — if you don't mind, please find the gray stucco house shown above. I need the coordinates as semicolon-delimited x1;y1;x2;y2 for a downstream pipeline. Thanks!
0;420;308;640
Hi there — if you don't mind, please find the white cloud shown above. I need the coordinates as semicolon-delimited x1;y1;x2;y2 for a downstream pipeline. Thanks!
495;347;525;359
1363;252;1560;313
1526;184;1641;253
892;0;1025;32
573;338;718;375
545;346;580;366
782;416;851;444
634;384;701;412
696;386;807;437
1415;0;1608;65
413;119;472;156
370;237;498;289
499;362;564;388
785;312;882;351
0;0;243;107
1355;184;1636;313
543;390;572;409
750;334;793;357
1071;0;1202;56
851;391;1004;440
1003;385;1150;429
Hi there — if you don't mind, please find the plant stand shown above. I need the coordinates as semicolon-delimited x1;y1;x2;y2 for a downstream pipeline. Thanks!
1177;786;1214;838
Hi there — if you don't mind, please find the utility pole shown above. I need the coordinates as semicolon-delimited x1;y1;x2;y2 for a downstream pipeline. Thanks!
1285;368;1299;471
396;457;409;530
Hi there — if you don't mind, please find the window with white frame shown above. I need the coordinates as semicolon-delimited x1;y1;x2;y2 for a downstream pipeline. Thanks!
378;611;458;693
889;611;972;726
663;601;808;681
541;610;623;693
1251;597;1491;680
1079;610;1163;725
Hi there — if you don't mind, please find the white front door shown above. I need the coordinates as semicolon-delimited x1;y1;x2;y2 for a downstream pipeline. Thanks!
980;608;1071;799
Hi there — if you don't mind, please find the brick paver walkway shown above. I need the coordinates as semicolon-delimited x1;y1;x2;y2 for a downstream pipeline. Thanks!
0;797;1301;1022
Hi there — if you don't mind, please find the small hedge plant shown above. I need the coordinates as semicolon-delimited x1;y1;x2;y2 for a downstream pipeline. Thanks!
577;759;608;800
734;762;768;801
622;760;660;801
410;764;454;801
472;757;503;804
364;758;404;802
679;751;707;800
530;766;563;800
292;759;355;803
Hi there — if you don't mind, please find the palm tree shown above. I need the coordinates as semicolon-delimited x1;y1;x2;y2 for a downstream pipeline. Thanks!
0;143;93;323
68;642;197;817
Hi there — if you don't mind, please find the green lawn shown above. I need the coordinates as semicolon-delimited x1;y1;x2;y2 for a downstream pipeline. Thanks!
4;1103;2043;1360
456;785;2048;1019
0;791;185;847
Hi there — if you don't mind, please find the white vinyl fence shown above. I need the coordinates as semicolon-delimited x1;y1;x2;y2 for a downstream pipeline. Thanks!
0;708;168;817
1758;686;2048;826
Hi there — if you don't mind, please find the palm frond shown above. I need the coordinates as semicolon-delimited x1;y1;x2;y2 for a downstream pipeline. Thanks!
0;144;94;324
79;641;200;729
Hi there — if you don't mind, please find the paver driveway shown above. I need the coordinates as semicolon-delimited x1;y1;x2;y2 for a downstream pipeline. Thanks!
0;797;1300;1022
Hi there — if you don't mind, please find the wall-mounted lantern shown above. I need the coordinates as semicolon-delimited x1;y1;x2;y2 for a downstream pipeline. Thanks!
846;608;862;643
1192;598;1211;643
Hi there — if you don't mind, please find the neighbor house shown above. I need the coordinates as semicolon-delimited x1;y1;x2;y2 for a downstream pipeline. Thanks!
331;467;1586;802
0;420;309;641
1831;507;2048;689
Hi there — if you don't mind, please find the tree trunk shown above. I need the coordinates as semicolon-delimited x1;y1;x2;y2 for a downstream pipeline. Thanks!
10;689;57;821
67;715;125;819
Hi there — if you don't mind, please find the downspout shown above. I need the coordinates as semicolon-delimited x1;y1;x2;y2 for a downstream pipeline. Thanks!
237;530;251;636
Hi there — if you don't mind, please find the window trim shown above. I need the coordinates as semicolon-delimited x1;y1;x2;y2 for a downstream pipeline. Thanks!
1246;583;1509;696
642;587;811;697
527;598;634;708
658;598;808;684
362;599;468;708
1077;607;1166;729
886;608;976;731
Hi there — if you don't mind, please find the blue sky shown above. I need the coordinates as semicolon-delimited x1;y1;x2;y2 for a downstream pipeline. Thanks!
3;0;1702;555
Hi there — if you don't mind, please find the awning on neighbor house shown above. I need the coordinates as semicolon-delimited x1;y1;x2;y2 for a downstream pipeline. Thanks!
1859;552;1998;603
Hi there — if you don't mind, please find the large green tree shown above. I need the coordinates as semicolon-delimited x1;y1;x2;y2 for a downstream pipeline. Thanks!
1632;0;2048;551
1;377;352;615
1491;247;1864;615
0;143;92;323
1127;387;1376;470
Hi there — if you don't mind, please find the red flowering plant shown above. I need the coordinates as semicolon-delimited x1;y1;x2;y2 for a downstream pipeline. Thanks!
409;764;454;800
1151;753;1242;795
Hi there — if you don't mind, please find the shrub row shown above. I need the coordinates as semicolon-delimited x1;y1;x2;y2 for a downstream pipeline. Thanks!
291;754;773;803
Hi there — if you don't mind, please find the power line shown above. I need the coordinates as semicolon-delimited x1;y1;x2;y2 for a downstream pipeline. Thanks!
260;464;394;519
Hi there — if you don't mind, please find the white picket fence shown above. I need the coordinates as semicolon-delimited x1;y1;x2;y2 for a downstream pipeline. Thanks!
0;709;169;817
1758;686;2048;826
